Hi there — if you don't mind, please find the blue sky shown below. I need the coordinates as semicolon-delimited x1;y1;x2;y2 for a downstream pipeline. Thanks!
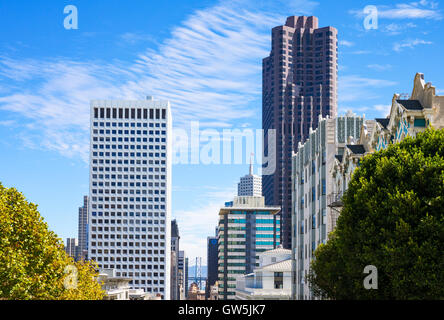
0;0;443;265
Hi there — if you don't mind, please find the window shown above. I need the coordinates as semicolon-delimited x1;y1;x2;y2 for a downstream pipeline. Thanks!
274;272;283;289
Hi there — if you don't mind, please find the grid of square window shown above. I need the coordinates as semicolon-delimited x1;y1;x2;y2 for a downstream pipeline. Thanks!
88;100;171;299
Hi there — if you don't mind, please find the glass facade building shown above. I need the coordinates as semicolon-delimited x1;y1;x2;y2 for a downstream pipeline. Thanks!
217;196;280;300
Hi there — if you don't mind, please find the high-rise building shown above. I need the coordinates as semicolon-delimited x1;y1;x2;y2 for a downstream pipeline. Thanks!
78;195;89;261
217;196;281;300
206;236;218;299
178;250;186;300
88;96;172;299
237;160;262;197
184;257;189;299
171;219;180;300
262;16;338;248
291;112;363;300
65;238;79;260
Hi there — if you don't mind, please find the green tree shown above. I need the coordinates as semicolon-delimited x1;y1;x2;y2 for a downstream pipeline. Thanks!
0;183;104;300
308;128;444;299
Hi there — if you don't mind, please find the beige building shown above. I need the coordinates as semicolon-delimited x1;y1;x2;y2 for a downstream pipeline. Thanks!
187;282;205;300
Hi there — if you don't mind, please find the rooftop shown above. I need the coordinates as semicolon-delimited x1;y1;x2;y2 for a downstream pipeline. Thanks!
259;247;291;256
375;118;390;129
256;259;292;272
346;144;366;155
335;154;343;162
396;99;423;110
219;196;281;215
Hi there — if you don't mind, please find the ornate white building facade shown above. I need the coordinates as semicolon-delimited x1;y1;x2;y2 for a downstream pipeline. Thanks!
333;73;444;198
293;73;444;300
291;112;364;300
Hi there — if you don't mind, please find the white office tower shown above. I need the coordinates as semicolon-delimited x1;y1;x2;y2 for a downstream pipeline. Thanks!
237;160;262;197
88;96;172;300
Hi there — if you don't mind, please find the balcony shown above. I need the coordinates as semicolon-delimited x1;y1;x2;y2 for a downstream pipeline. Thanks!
327;193;343;209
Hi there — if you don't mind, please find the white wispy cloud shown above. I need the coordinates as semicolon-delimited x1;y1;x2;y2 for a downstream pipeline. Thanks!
349;50;372;55
373;104;392;117
119;32;156;45
0;0;318;263
338;104;391;118
338;75;398;103
0;0;317;163
367;64;392;71
0;119;15;126
339;40;354;47
173;185;236;260
383;22;417;35
393;38;432;51
350;2;442;20
0;59;128;160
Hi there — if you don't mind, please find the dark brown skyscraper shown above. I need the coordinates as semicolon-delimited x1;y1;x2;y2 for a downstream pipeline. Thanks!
262;16;338;249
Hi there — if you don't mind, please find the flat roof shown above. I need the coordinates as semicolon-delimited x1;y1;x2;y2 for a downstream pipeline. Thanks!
219;206;281;215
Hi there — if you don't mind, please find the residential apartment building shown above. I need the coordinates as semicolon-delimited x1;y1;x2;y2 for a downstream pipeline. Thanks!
78;195;89;261
262;16;338;249
235;247;292;300
88;96;172;299
217;196;281;300
291;112;363;299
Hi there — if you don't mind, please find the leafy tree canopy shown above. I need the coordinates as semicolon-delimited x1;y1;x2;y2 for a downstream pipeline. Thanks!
0;183;104;300
308;128;444;299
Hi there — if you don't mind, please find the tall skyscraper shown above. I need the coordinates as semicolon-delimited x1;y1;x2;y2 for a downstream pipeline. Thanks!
65;238;79;260
237;160;262;197
262;16;338;248
78;195;89;261
88;96;172;299
205;236;218;299
184;257;189;299
178;250;186;300
217;196;281;300
171;219;180;300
